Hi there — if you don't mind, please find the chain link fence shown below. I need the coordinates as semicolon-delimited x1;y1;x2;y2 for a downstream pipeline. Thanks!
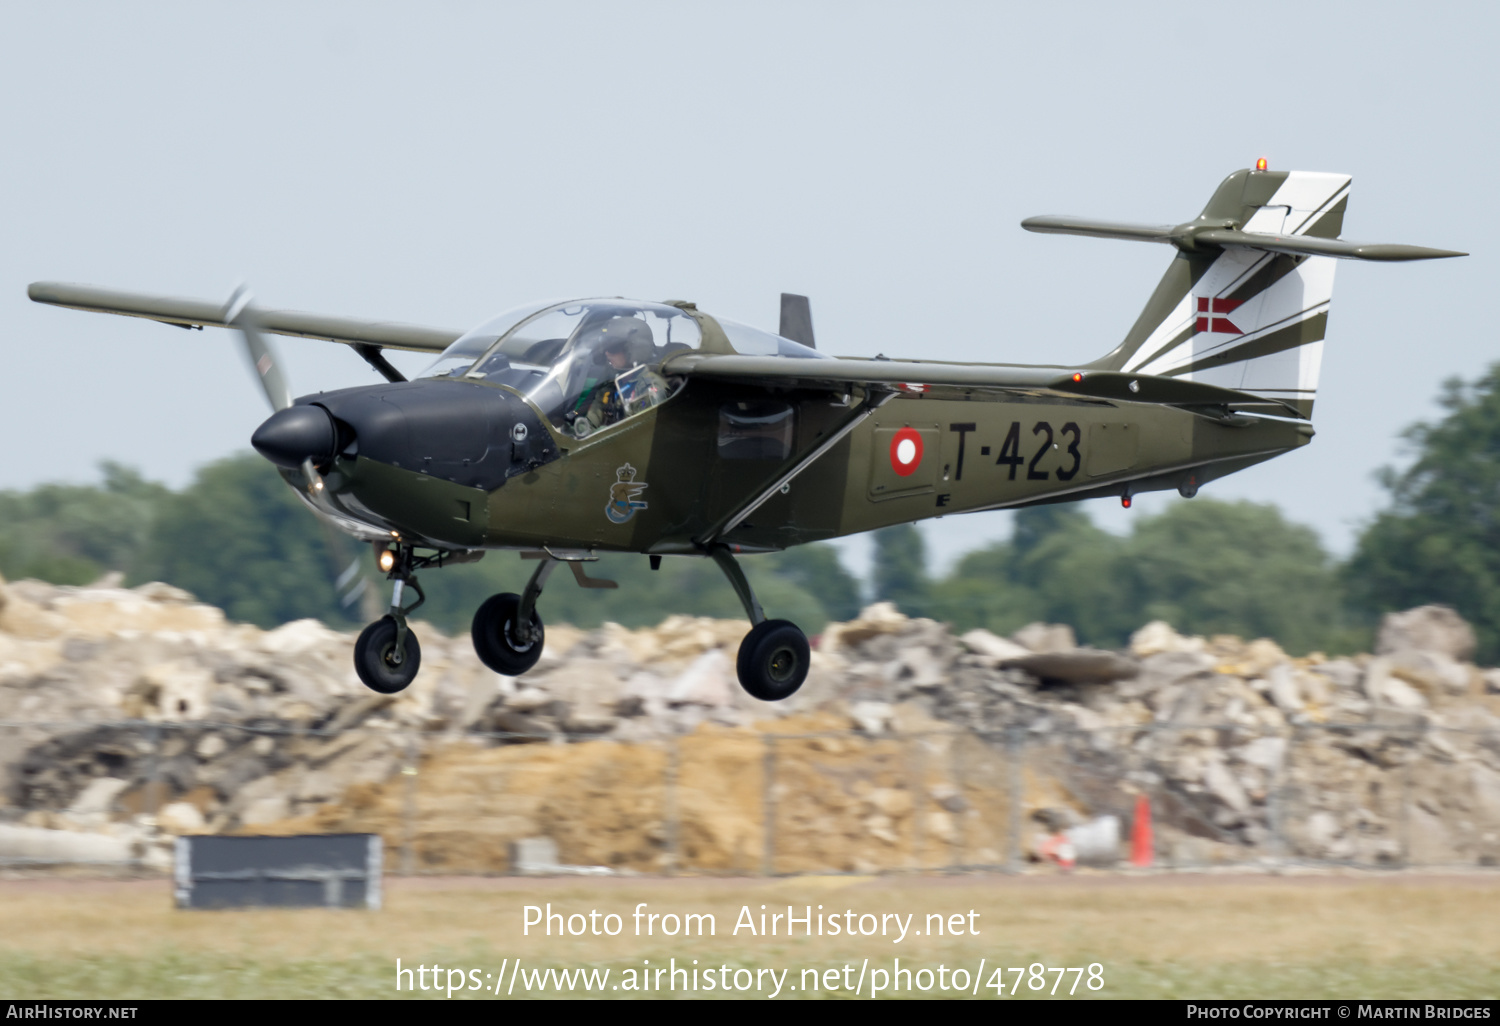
3;718;1498;874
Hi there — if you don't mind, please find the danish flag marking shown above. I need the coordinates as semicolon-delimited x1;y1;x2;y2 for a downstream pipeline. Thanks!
1194;296;1244;335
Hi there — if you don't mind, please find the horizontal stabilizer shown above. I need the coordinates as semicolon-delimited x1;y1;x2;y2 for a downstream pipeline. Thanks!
1190;229;1466;262
1022;217;1464;261
1021;215;1176;243
27;281;462;353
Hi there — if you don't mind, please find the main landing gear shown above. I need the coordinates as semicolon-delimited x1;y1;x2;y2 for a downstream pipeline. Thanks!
464;545;810;701
470;559;552;676
471;551;616;677
711;545;810;702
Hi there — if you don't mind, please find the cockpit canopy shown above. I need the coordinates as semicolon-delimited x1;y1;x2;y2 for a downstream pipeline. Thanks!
419;299;826;438
419;299;699;437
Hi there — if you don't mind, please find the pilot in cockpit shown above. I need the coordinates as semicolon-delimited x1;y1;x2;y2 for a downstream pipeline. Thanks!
570;316;668;437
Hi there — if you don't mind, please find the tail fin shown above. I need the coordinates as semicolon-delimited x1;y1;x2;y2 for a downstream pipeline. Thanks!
1024;168;1464;419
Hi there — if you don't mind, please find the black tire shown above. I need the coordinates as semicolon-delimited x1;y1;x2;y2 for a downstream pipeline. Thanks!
354;616;421;694
736;619;809;701
471;592;545;676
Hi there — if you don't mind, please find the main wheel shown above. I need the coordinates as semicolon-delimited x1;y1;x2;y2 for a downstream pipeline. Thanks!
471;592;545;676
354;616;422;694
736;619;810;701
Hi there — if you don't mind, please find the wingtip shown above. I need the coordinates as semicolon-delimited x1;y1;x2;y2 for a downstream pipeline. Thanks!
1375;245;1470;261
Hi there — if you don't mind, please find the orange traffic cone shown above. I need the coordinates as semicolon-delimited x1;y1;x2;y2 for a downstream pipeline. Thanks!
1130;795;1153;868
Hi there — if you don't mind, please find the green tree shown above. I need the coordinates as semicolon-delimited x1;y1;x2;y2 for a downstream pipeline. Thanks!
931;499;1350;653
0;462;169;585
929;505;1131;644
132;454;356;628
412;546;851;637
1125;499;1352;655
871;523;929;615
1346;365;1500;663
925;540;1035;637
762;544;863;623
1012;506;1134;644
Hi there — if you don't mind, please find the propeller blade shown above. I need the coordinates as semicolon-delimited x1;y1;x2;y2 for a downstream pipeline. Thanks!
224;286;380;621
336;557;369;609
224;284;292;412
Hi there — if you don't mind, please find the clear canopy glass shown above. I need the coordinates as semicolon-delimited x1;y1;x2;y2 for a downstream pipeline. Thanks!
416;299;560;381
423;300;699;436
419;299;830;438
715;317;826;360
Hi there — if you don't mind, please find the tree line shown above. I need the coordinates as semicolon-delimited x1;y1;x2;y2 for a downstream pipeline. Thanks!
4;364;1498;660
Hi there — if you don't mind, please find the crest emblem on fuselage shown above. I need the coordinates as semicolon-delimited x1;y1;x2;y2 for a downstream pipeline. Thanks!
605;463;649;524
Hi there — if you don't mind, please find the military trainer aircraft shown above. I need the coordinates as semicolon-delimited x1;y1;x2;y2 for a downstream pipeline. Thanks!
29;164;1464;701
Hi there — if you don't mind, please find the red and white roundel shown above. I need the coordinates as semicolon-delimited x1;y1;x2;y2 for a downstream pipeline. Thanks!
889;427;923;477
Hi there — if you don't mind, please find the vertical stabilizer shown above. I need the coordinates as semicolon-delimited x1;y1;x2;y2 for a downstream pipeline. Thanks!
1082;169;1352;419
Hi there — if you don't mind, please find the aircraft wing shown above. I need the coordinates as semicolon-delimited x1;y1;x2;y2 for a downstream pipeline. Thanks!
667;353;1304;418
27;281;463;354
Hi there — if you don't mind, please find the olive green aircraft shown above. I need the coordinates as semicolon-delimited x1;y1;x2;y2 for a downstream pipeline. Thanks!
29;164;1464;701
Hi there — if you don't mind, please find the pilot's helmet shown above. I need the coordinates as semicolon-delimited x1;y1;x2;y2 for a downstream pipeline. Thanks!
592;317;655;366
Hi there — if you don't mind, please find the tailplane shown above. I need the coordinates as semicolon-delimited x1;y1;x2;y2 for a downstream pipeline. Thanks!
1024;167;1464;419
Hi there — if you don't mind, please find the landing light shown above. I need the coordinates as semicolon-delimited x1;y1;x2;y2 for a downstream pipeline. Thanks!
378;549;396;573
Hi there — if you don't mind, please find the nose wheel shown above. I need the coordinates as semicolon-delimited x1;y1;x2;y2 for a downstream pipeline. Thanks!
354;615;423;693
354;546;426;694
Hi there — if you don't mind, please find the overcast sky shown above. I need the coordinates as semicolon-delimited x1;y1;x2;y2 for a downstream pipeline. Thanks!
1;2;1492;578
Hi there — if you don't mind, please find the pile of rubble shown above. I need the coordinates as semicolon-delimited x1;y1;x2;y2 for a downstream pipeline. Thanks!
1;569;1499;873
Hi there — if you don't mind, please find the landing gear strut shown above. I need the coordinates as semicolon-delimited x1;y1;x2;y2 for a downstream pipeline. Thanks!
471;556;553;676
711;545;809;701
470;550;618;677
354;545;425;694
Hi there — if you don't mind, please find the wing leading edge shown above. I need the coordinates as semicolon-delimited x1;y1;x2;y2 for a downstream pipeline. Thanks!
27;281;463;354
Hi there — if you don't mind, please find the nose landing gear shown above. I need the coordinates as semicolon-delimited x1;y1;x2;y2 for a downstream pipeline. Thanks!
354;546;426;694
354;615;422;693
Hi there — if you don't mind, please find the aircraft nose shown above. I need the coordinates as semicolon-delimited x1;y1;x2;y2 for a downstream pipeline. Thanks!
305;379;560;488
251;405;341;469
